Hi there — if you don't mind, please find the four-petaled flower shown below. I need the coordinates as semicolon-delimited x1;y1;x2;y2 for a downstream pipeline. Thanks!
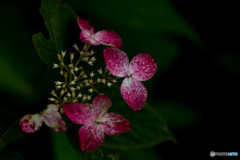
77;17;122;47
103;47;157;111
19;104;66;133
63;95;131;152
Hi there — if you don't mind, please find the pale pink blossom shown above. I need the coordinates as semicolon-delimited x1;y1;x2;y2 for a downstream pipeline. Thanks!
19;104;66;133
63;95;131;152
104;47;157;111
77;17;122;47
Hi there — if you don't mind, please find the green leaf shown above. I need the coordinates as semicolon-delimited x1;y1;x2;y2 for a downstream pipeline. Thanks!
102;148;162;160
0;108;23;151
51;130;102;160
0;49;36;99
0;2;45;100
102;102;175;150
155;99;201;130
215;52;240;74
33;0;76;66
0;149;24;160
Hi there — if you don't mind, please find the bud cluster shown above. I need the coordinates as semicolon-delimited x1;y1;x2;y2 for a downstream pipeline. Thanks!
49;44;118;106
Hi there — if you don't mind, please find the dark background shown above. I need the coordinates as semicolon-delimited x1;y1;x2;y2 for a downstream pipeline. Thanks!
0;0;239;160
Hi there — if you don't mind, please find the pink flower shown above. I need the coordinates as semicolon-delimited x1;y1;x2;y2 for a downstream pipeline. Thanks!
19;114;43;133
19;104;66;133
77;17;122;47
62;95;131;152
103;47;157;111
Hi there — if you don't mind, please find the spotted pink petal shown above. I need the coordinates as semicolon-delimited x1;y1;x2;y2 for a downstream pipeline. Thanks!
80;29;100;46
19;114;43;133
77;17;91;30
120;77;147;111
104;47;129;77
78;124;104;152
63;103;95;124
45;104;59;112
92;95;112;118
42;111;66;132
94;30;122;47
100;113;131;135
129;53;157;81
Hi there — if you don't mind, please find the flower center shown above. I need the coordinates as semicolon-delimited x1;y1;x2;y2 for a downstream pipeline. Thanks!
95;118;100;124
127;73;131;77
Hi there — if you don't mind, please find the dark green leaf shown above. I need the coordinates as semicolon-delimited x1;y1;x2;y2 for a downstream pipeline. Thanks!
0;2;44;100
33;0;76;65
0;108;23;151
0;149;24;160
51;130;102;160
102;102;175;149
155;99;201;130
102;148;162;160
215;52;240;74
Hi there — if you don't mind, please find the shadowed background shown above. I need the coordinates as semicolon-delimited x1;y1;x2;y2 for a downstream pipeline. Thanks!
0;0;239;159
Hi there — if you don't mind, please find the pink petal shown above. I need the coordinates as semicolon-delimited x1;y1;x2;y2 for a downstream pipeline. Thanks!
45;104;59;112
78;124;104;152
62;103;95;124
80;29;100;46
120;77;147;111
103;47;129;77
129;53;157;81
42;111;66;132
92;95;112;118
100;113;131;135
94;30;122;47
19;114;43;133
77;17;91;30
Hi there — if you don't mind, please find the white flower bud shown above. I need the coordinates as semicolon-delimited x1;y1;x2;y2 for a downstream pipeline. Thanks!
112;79;118;83
88;88;94;93
60;89;65;96
102;79;106;84
55;81;62;85
53;63;59;68
82;95;87;101
90;50;95;55
63;97;68;102
73;44;79;51
48;98;55;102
70;87;76;92
70;53;74;61
97;78;101;83
74;67;79;72
90;71;95;78
61;51;66;58
67;92;71;97
87;95;91;100
97;68;103;75
77;93;82;98
88;61;93;66
107;82;112;87
83;74;88;78
70;81;75;85
90;57;96;62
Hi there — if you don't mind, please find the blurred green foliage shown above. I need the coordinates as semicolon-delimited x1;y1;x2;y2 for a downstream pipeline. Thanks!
155;99;201;130
33;0;76;66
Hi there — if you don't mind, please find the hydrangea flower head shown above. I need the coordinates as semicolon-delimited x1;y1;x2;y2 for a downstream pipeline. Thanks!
77;17;122;47
63;95;131;152
19;104;66;133
104;47;157;111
